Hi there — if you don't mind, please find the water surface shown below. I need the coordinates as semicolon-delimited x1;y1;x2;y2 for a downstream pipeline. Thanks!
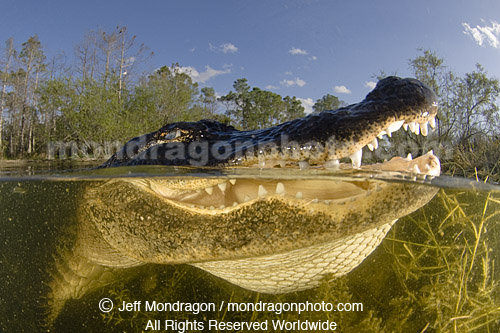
1;161;499;332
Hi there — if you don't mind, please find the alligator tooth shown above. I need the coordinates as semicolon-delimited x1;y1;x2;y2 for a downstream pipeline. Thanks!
414;123;420;135
296;192;303;199
298;161;310;170
388;120;404;133
403;123;409;131
385;120;404;137
311;198;319;203
205;186;214;195
278;160;286;168
367;143;374;151
219;205;225;209
244;195;251;202
349;149;363;168
407;153;413;160
217;182;227;192
275;182;286;195
258;185;268;197
429;117;436;129
413;165;421;174
377;131;386;139
232;201;238;207
209;206;215;210
324;159;339;169
175;129;182;138
229;179;237;185
422;111;429;117
371;138;378;149
421;122;428;136
408;122;416;133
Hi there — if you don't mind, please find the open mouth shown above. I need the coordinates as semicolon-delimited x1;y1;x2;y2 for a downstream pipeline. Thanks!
125;150;440;215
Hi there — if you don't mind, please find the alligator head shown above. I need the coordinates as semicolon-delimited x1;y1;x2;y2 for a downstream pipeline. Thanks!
47;76;440;325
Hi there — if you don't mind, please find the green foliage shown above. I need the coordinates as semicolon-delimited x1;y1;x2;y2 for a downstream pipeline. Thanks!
220;78;305;130
312;93;345;113
129;65;211;132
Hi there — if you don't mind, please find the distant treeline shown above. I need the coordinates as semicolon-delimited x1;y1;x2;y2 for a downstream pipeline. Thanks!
0;27;499;180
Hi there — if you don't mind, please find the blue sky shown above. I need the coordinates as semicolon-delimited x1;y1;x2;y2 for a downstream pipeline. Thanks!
1;0;500;113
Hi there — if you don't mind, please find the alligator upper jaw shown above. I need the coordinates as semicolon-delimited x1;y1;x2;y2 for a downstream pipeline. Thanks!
125;151;440;215
344;114;437;169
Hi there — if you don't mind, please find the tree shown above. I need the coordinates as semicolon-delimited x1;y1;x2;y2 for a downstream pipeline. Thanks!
220;79;305;130
450;64;500;147
130;64;210;134
0;38;15;158
409;49;445;96
312;94;345;113
200;87;218;115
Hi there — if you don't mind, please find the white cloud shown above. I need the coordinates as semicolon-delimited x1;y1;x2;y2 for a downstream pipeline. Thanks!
265;85;279;90
334;85;351;94
462;21;500;48
177;65;231;83
310;55;317;61
285;71;293;75
209;42;239;53
364;81;377;89
289;47;308;55
280;77;307;87
298;97;314;114
222;43;238;53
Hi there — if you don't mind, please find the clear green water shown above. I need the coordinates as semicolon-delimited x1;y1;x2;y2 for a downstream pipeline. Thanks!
0;162;499;332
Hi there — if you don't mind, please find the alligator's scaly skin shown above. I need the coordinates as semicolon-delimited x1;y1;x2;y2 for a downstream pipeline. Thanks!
47;76;440;325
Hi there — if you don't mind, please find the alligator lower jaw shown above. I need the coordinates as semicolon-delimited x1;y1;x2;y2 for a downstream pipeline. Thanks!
125;151;440;215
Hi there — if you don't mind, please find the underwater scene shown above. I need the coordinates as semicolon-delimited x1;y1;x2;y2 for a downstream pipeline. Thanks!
0;163;499;332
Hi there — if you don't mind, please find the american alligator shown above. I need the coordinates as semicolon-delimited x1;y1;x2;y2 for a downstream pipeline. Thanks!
47;76;440;325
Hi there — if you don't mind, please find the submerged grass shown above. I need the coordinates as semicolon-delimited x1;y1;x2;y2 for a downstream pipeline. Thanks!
385;189;500;332
61;189;500;332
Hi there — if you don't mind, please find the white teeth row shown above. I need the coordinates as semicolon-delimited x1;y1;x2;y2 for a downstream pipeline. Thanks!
349;117;436;168
378;117;436;140
203;179;236;195
198;181;331;209
402;119;435;137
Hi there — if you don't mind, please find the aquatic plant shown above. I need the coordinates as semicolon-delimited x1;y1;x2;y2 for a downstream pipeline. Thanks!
385;189;500;331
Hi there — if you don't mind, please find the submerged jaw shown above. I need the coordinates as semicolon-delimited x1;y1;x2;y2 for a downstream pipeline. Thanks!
126;151;440;215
